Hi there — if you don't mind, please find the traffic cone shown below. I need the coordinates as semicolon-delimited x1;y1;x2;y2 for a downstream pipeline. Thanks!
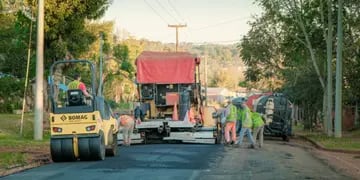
172;102;179;120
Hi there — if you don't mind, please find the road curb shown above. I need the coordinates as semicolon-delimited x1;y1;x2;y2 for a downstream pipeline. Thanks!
0;154;51;178
295;134;360;155
0;163;42;178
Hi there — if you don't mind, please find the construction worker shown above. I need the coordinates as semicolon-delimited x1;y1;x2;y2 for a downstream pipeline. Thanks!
119;115;135;146
67;73;92;98
134;103;144;123
224;99;237;145
236;101;255;148
252;111;265;148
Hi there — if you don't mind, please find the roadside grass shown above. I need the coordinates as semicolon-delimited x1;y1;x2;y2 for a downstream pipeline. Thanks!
0;113;49;170
293;124;360;151
0;152;28;169
306;134;360;151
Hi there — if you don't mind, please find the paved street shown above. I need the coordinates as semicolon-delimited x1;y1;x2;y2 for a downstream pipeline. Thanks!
1;141;347;180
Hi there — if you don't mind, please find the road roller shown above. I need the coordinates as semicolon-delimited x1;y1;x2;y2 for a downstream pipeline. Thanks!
48;60;119;162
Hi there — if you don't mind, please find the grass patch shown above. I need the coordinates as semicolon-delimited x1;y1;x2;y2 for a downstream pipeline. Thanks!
294;123;360;151
0;113;36;138
0;113;49;170
0;133;49;149
0;152;28;169
307;135;360;151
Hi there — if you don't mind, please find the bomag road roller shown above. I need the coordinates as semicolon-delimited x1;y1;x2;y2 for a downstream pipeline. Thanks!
48;60;118;162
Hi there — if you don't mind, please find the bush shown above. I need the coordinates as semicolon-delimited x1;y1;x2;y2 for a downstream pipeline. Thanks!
0;77;24;113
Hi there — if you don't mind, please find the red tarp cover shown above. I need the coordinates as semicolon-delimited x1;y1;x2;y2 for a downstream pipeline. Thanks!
136;51;196;84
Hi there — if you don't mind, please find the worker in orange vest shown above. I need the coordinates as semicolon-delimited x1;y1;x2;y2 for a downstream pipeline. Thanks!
224;99;237;145
118;115;135;146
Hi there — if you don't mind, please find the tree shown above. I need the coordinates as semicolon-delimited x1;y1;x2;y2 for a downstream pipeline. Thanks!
26;0;111;65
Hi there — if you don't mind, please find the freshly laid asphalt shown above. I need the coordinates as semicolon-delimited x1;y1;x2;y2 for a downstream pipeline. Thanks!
1;140;347;180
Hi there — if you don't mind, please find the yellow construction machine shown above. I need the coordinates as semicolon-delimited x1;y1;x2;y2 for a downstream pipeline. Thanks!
48;60;118;161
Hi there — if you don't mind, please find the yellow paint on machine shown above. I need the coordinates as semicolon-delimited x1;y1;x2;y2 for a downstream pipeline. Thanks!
50;111;102;135
49;111;118;146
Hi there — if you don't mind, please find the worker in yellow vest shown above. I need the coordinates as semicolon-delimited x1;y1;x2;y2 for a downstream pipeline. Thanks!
236;101;255;148
67;73;92;98
252;112;265;148
224;100;237;145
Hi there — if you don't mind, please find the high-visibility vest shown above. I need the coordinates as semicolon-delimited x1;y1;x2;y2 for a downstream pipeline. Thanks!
120;115;134;127
252;112;264;128
241;107;252;128
68;80;80;89
226;104;237;122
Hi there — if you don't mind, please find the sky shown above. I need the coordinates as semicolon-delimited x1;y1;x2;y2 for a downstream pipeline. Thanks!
102;0;262;44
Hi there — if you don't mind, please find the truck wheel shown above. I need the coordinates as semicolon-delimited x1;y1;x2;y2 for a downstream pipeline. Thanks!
90;133;106;160
282;135;290;142
106;132;118;156
215;123;223;144
78;137;91;161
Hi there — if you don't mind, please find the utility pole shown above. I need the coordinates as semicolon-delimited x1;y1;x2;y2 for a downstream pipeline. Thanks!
34;0;44;140
168;24;186;52
204;54;208;106
326;0;333;137
98;32;104;97
334;0;343;138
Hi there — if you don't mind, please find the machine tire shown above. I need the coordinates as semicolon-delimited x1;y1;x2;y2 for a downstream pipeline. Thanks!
50;138;62;162
50;138;76;162
89;132;106;160
62;138;77;161
106;132;118;156
78;137;91;161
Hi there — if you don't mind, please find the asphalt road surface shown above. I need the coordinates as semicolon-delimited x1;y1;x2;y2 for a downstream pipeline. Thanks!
1;141;347;180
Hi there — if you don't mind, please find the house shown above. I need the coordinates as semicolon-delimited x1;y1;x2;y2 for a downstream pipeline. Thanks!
206;87;235;104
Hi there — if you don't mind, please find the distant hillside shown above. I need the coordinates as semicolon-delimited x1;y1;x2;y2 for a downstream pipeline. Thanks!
116;36;245;90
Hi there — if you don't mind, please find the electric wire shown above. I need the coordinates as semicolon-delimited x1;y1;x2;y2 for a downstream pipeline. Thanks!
155;0;179;23
143;0;169;24
167;0;187;24
190;16;251;31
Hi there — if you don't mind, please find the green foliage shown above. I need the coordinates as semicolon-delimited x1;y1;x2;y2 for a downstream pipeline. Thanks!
27;0;111;65
0;77;24;113
120;60;135;78
0;152;27;168
113;44;129;61
238;81;248;87
0;11;36;78
107;100;119;109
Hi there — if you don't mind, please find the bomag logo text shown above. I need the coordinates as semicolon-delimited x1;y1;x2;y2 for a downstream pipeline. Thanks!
68;115;88;121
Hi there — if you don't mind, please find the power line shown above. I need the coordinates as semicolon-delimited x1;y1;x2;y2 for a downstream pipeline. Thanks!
190;16;251;31
155;0;179;23
143;0;169;24
167;0;187;23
